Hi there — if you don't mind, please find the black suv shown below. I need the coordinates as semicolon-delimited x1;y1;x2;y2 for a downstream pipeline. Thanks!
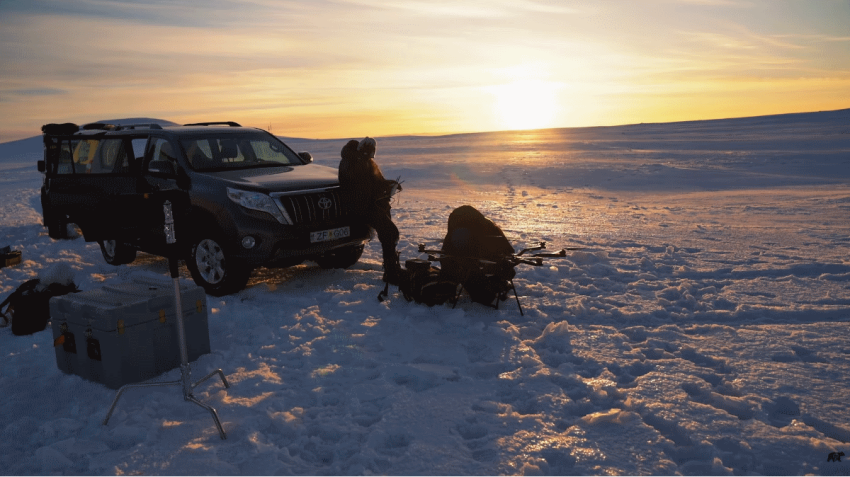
38;121;370;296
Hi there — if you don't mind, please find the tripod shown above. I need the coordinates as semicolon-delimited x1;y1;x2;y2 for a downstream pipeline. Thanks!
103;199;230;439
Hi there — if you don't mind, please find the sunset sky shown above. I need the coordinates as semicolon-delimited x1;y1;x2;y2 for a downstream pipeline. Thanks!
1;0;848;142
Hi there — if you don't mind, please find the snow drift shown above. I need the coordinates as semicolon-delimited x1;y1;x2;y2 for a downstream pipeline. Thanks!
1;109;849;475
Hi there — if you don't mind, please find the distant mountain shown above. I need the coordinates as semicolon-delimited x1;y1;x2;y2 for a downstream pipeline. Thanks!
0;136;42;160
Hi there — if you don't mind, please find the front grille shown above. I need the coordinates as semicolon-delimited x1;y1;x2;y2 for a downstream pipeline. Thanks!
272;188;346;225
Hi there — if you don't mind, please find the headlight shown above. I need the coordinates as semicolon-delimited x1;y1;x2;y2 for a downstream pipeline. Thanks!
226;187;292;225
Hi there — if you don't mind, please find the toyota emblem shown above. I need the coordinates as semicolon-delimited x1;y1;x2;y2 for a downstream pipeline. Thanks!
317;197;332;210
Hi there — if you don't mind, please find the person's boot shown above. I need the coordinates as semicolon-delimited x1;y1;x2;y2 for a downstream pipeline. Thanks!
381;244;402;286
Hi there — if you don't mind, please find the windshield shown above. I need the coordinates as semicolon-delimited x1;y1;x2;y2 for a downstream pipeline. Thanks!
181;132;303;171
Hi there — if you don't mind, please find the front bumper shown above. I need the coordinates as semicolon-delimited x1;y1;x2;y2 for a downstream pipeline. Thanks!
227;218;371;268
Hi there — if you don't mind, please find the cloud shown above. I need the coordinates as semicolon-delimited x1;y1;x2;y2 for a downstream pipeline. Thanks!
339;0;580;18
2;0;254;28
669;0;751;6
3;88;67;98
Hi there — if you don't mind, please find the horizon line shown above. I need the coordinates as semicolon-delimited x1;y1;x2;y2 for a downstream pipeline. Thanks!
2;107;848;146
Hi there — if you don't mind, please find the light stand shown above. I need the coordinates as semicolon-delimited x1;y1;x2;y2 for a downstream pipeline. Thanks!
103;199;230;439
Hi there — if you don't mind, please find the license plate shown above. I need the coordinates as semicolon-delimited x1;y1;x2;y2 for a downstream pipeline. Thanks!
310;226;350;243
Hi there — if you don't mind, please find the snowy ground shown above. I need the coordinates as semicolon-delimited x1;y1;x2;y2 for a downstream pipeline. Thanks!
1;110;849;475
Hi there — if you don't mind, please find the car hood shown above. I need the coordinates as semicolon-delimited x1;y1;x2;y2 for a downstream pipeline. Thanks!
199;164;340;192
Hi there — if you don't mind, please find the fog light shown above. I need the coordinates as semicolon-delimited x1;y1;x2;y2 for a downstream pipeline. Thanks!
241;236;256;249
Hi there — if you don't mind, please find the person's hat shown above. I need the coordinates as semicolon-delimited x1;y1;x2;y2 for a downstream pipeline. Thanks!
358;137;377;158
341;140;360;160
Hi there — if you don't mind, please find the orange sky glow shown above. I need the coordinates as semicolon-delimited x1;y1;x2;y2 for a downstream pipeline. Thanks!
1;0;848;142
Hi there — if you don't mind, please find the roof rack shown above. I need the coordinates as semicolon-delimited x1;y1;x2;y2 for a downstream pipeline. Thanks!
114;123;163;130
78;122;164;132
81;122;117;131
183;121;242;127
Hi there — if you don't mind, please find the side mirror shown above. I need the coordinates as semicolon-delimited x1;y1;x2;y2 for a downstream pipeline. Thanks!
298;151;313;163
148;160;176;175
37;160;46;173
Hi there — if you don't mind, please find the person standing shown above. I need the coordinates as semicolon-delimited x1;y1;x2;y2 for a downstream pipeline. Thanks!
338;137;403;284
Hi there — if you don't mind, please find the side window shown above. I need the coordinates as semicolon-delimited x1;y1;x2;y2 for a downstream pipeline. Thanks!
47;137;139;175
147;138;180;175
131;138;147;161
130;138;147;173
92;139;127;174
73;139;98;173
216;138;245;163
195;139;213;158
183;139;216;169
53;140;75;175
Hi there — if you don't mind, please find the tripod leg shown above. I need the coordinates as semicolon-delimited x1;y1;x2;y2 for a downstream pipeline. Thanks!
510;279;524;316
452;265;474;309
192;368;230;390
103;380;180;425
187;395;227;440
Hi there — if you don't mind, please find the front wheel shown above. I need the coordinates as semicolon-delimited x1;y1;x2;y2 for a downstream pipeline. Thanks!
186;237;252;296
99;239;137;265
314;244;365;269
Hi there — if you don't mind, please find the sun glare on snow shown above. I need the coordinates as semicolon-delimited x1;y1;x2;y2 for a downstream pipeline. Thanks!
489;80;560;131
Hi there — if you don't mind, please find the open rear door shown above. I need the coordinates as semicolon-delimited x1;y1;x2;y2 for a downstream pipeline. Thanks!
42;133;151;242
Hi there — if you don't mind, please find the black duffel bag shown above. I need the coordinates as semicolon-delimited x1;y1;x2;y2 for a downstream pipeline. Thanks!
1;276;79;336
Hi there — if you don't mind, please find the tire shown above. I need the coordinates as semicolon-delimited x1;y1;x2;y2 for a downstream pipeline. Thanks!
314;244;365;269
186;237;252;296
44;207;69;240
98;239;137;265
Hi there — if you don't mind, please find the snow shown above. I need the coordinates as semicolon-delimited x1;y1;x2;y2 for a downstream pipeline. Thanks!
1;109;849;475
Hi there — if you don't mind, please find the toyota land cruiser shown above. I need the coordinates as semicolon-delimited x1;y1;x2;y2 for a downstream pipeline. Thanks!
38;121;370;296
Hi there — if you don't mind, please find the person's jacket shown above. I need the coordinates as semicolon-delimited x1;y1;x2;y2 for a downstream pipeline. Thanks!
338;140;397;215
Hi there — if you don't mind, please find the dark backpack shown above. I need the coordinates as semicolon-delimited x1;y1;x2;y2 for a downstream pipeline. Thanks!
1;279;79;336
397;259;459;307
440;205;517;307
380;206;520;309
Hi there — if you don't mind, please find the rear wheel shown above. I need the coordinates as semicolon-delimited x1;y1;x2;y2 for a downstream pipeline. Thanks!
99;239;136;265
44;207;69;240
314;244;364;269
186;237;252;296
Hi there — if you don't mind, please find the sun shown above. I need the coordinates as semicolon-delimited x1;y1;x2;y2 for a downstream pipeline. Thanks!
489;80;560;131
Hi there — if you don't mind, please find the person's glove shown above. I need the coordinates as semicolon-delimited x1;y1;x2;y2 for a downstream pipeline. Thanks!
387;180;403;196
